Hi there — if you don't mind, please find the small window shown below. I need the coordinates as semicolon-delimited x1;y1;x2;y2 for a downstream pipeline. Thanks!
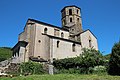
80;42;82;47
61;32;64;38
70;17;72;22
77;9;79;14
44;28;47;34
89;40;92;47
38;40;41;43
57;41;60;48
18;47;20;57
72;44;75;52
77;18;79;22
69;9;72;15
71;29;74;31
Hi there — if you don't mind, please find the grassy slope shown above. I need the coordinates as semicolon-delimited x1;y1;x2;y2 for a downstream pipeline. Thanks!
0;47;12;61
0;74;120;80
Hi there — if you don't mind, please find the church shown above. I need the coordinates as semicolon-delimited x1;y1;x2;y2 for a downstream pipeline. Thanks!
12;5;98;63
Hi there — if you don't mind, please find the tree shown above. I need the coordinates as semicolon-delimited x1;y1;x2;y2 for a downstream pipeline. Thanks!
80;48;104;68
108;41;120;75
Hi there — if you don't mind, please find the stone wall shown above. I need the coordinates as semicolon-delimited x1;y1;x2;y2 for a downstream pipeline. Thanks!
33;23;70;60
80;30;98;50
51;38;82;59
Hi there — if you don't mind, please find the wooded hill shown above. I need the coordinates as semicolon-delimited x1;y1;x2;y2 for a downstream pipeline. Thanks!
0;47;12;62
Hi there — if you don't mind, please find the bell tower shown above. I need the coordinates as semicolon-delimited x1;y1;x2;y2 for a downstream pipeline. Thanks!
61;5;83;34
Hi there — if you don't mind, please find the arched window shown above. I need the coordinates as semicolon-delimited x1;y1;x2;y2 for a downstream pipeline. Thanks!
61;32;64;38
77;9;79;14
88;36;92;48
69;9;72;15
89;40;92;47
72;43;75;52
44;28;47;34
70;17;72;22
57;41;60;48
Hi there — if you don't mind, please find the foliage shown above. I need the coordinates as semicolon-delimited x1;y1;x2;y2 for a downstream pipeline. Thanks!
102;54;111;72
93;65;107;75
20;61;46;75
80;48;105;68
104;54;111;61
53;57;76;69
53;48;105;74
0;74;120;80
0;47;12;61
108;41;120;75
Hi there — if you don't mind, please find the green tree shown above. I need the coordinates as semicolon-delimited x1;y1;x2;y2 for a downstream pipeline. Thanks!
108;41;120;75
80;48;104;68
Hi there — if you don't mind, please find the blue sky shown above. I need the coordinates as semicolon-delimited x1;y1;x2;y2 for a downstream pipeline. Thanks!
0;0;120;55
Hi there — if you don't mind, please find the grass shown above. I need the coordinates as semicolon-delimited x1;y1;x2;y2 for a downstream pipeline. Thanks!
0;74;120;80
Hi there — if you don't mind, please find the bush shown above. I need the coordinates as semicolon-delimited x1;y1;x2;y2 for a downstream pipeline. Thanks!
108;41;120;75
53;57;76;69
93;66;107;75
20;61;46;75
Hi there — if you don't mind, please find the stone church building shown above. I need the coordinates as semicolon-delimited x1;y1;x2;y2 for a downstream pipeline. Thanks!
12;5;98;63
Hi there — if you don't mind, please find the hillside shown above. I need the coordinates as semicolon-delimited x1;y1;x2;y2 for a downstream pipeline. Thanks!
0;47;12;62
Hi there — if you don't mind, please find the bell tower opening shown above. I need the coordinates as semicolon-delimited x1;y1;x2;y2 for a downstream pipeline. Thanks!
69;9;72;15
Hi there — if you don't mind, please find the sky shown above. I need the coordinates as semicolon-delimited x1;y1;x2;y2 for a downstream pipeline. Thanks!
0;0;120;55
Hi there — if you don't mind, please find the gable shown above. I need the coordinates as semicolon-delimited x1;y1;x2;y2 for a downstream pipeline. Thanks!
80;29;97;39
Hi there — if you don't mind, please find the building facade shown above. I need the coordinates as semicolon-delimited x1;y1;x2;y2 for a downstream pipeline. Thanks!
12;5;98;63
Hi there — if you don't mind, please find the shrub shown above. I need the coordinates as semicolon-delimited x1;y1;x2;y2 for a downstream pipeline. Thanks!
20;61;46;75
93;65;107;75
53;57;76;69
